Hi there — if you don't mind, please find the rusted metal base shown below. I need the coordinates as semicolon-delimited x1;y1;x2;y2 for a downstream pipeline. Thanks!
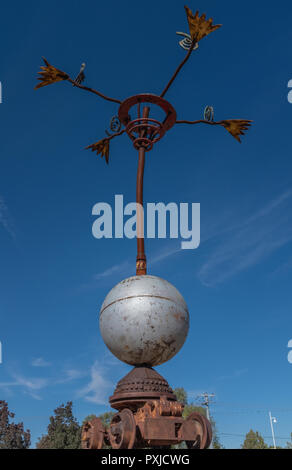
82;367;212;449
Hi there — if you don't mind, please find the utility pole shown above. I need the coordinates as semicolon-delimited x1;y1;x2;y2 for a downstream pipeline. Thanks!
197;393;215;448
269;411;277;449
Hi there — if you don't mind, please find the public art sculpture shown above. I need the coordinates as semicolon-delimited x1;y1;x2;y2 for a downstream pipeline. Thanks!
35;6;252;449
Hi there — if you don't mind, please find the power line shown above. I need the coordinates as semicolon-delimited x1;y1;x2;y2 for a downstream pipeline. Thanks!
196;392;215;411
219;432;291;441
211;409;292;415
213;401;292;412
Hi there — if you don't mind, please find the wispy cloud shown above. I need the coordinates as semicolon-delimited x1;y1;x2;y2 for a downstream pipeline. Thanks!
10;374;48;391
31;357;51;368
245;190;292;225
0;196;15;239
217;368;248;381
0;373;49;400
0;363;86;400
198;189;292;286
92;242;181;285
0;375;48;391
0;354;124;404
270;254;292;277
55;367;87;384
149;244;181;266
76;361;113;405
94;260;132;281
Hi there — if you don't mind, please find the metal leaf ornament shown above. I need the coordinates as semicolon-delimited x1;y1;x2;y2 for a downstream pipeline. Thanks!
35;58;69;89
85;138;110;164
219;119;253;143
184;6;222;42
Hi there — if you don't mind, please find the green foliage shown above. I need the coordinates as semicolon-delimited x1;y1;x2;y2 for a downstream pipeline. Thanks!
174;388;188;405
212;429;224;448
241;430;268;449
82;414;97;425
36;401;81;449
98;412;115;449
83;411;115;428
0;401;31;449
286;433;292;449
210;418;224;449
183;404;206;419
98;411;115;428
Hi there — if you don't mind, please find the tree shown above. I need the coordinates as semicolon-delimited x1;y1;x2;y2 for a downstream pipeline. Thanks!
36;401;81;449
182;403;206;419
0;401;30;449
286;433;292;449
174;388;206;418
210;419;224;449
241;430;268;449
174;388;188;405
98;411;115;428
82;414;97;425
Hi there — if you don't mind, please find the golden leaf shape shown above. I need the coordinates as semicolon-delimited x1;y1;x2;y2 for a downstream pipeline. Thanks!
85;138;110;164
219;119;252;143
185;6;222;42
35;57;69;89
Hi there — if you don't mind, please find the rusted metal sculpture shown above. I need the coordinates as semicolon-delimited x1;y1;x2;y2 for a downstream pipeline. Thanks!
82;367;212;449
35;5;252;449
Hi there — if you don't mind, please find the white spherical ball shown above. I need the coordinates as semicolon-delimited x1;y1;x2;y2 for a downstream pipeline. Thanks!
99;275;189;367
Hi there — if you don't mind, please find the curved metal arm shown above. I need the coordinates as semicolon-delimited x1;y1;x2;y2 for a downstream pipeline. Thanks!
176;119;218;125
160;38;196;98
176;118;252;143
106;128;126;141
35;58;122;104
68;78;122;104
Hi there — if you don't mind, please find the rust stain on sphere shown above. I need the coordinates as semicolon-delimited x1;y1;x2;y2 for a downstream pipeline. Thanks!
99;275;189;367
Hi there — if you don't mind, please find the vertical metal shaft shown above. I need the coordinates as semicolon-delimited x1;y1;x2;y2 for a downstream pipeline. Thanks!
136;106;150;275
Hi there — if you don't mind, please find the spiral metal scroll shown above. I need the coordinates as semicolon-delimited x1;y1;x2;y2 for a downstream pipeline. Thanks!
176;32;199;51
106;115;122;137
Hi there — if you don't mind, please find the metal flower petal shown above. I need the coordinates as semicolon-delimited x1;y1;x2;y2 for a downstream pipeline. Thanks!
219;119;253;143
184;6;222;42
35;57;69;89
85;138;110;164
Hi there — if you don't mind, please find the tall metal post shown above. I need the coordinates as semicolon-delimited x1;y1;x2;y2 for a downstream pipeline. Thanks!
269;411;277;449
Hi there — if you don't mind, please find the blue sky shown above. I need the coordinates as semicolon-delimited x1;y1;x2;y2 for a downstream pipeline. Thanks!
0;0;292;449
